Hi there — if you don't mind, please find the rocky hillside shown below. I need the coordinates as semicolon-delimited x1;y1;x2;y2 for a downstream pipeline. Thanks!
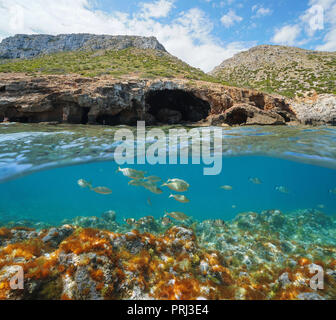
211;45;336;98
0;34;166;59
0;34;216;82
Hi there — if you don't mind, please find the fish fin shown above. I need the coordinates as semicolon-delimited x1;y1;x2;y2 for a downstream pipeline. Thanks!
169;194;174;198
164;210;168;217
161;183;167;187
116;167;121;174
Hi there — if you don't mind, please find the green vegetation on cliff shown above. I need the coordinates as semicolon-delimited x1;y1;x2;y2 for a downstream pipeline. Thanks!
211;45;336;98
0;48;219;83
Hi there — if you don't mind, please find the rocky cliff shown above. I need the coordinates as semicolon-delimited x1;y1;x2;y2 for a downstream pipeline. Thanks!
0;34;167;60
0;73;300;126
211;45;336;98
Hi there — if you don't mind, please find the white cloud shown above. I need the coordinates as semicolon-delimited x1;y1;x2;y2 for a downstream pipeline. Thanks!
0;0;249;72
220;10;243;28
307;0;336;51
140;0;174;19
271;25;301;45
252;5;272;18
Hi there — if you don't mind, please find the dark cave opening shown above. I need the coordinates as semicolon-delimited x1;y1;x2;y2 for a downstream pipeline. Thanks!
81;107;91;125
225;108;249;125
146;89;211;124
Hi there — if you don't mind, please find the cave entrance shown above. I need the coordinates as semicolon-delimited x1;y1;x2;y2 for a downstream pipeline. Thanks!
146;89;211;124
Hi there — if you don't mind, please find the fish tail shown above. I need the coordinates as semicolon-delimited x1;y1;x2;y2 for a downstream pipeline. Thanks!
164;210;168;217
116;167;121;173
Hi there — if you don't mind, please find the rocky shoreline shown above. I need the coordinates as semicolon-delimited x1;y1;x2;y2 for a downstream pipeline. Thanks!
1;73;335;127
0;209;335;300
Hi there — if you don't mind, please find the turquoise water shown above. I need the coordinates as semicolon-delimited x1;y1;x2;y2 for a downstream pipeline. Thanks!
0;124;336;226
0;156;335;225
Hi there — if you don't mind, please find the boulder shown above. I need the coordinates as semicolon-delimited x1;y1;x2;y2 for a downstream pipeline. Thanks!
210;104;286;126
291;94;336;125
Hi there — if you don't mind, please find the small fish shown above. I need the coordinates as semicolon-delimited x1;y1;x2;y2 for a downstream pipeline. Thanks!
275;186;289;194
147;197;152;206
249;177;262;185
91;186;112;195
167;179;190;187
317;204;325;209
145;176;162;183
77;179;92;189
164;211;190;222
220;185;233;191
169;194;190;204
232;205;237;209
214;219;226;227
138;216;155;225
329;188;336;195
124;218;137;226
117;167;146;180
128;179;146;187
161;217;173;226
162;180;189;193
145;184;163;195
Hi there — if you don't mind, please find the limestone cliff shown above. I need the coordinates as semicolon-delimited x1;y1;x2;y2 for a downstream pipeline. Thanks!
0;34;167;60
0;73;297;126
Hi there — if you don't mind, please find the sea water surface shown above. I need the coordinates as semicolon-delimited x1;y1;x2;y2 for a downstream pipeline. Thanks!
0;123;336;226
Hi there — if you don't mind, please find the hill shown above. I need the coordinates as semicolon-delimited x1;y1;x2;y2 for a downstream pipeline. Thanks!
210;45;336;98
0;34;217;82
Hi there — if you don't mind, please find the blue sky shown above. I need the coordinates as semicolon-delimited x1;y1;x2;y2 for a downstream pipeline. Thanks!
0;0;335;71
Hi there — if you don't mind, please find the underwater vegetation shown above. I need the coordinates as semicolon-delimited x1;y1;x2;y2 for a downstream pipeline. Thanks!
0;209;335;300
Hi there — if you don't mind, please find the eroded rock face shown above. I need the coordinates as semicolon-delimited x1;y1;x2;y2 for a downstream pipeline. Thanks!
0;73;298;126
291;94;336;125
0;34;167;59
210;104;287;126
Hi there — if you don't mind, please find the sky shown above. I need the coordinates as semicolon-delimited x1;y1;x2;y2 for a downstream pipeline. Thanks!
0;0;335;72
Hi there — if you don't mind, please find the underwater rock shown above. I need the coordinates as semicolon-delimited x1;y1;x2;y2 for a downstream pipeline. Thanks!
0;208;335;300
278;273;292;288
42;225;74;247
297;292;325;301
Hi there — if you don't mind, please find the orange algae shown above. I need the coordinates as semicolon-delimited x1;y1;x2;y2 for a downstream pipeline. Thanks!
0;225;334;300
0;228;12;239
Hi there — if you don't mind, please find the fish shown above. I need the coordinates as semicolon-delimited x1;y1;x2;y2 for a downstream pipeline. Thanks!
169;194;190;204
164;211;190;222
232;205;237;209
161;217;173;226
317;204;325;209
145;176;162;183
213;219;226;228
138;216;155;226
249;177;262;185
124;218;137;226
117;167;146;180
77;179;92;189
167;179;190;188
275;186;289;194
147;197;152;206
146;186;163;195
128;179;146;187
220;185;233;191
162;180;189;193
91;186;112;195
